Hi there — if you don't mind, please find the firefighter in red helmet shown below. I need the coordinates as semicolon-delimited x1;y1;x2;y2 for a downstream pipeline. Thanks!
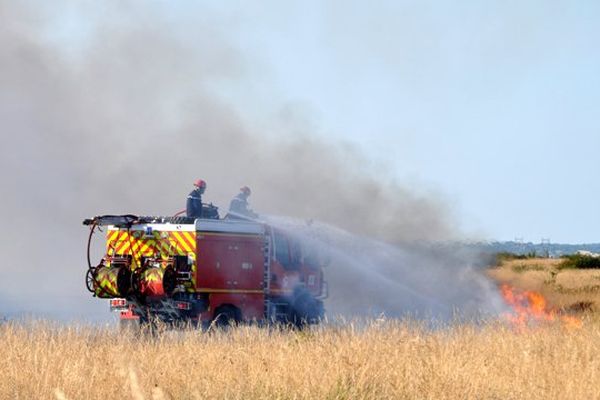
186;179;206;218
228;186;258;219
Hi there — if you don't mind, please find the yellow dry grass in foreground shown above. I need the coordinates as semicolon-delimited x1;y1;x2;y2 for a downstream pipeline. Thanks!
1;319;599;400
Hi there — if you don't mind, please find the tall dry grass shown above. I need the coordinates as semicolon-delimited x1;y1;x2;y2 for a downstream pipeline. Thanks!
1;318;598;400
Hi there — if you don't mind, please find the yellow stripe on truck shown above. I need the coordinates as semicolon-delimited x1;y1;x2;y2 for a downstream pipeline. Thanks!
172;231;193;253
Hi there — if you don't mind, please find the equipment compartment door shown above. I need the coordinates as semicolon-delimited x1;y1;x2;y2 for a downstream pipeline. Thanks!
195;234;264;291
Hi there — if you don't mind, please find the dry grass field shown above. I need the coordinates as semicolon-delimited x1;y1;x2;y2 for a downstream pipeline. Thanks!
0;317;598;400
1;258;599;399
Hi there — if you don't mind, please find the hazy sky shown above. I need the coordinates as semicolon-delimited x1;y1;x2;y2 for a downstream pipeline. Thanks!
211;1;600;243
22;1;600;242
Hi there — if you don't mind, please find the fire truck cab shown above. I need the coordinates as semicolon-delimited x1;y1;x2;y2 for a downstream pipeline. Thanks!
84;215;327;327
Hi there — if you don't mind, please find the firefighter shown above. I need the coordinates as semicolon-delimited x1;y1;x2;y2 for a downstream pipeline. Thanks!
228;186;258;219
186;179;206;218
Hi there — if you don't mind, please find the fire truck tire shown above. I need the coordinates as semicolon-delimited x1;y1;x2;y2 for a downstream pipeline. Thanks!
291;287;323;326
213;305;240;327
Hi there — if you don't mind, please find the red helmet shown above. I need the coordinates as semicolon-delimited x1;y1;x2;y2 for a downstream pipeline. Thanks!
240;186;251;195
194;179;206;189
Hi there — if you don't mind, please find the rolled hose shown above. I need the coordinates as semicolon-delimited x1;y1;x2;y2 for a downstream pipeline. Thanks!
89;265;176;299
135;267;176;298
85;217;175;299
90;265;132;298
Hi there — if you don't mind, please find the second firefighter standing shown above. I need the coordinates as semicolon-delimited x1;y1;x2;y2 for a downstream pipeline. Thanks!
228;186;258;219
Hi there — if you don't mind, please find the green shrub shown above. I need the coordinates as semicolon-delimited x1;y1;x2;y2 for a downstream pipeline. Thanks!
511;263;545;273
559;254;600;269
494;252;533;266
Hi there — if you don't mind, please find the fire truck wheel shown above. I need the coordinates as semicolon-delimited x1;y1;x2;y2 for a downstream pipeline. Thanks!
213;305;240;327
291;288;323;326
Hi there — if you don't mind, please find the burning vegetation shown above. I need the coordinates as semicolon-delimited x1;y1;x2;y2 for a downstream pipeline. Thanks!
500;284;583;330
489;255;600;314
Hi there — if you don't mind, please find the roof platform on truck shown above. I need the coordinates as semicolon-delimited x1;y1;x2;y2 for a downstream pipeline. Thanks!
83;214;264;235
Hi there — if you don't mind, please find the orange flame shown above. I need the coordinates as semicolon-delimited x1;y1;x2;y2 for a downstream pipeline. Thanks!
499;284;582;330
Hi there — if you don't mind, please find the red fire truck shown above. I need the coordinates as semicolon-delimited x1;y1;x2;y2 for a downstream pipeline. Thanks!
84;214;327;327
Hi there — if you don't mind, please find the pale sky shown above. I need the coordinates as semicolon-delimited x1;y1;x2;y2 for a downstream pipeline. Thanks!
46;1;600;243
212;1;600;243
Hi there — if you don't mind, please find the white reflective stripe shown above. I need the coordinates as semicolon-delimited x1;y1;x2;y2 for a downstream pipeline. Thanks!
124;223;196;232
196;219;264;234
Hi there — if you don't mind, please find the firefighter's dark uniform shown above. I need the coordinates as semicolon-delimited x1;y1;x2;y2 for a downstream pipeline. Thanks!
186;188;203;218
228;193;258;219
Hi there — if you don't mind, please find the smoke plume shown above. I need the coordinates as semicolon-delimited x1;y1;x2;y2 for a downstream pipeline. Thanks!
0;2;501;321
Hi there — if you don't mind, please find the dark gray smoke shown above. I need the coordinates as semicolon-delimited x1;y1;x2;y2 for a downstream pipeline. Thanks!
0;2;499;321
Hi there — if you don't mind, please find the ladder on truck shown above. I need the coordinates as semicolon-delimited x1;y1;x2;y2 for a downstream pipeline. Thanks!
262;233;272;322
